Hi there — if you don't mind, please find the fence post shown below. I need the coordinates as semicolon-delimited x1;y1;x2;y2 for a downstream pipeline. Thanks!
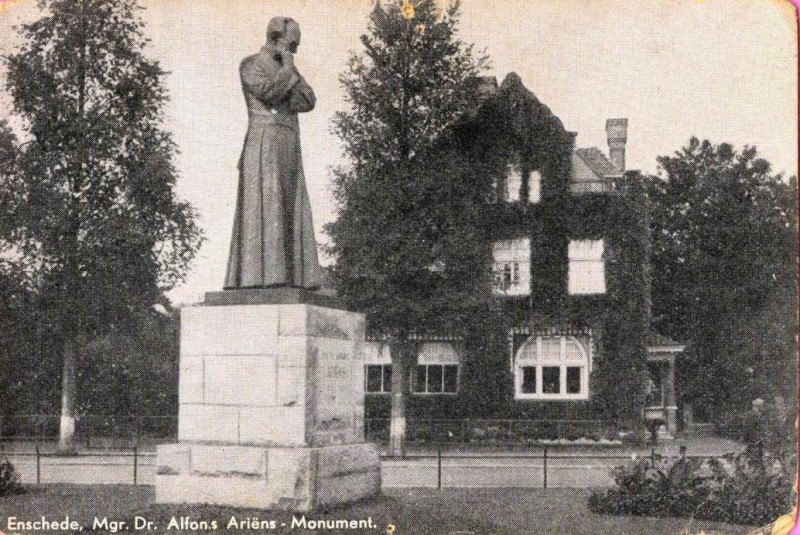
133;445;138;486
35;445;40;485
650;447;656;468
437;443;442;490
543;445;548;489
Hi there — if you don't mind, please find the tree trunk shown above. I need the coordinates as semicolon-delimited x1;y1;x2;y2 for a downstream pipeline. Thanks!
58;334;76;453
58;0;88;454
388;336;412;457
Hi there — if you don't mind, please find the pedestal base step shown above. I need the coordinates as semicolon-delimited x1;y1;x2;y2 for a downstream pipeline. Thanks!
155;442;380;512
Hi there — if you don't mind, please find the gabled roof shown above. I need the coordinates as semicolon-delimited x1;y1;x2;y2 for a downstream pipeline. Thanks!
574;147;619;177
572;152;603;182
490;73;572;169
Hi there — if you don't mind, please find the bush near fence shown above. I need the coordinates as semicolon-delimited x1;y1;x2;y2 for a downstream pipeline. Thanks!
587;451;794;526
4;415;621;448
0;459;25;496
365;418;621;446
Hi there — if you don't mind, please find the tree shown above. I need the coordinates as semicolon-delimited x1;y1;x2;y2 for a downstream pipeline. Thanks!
4;0;202;451
647;138;797;422
78;303;179;418
327;0;489;456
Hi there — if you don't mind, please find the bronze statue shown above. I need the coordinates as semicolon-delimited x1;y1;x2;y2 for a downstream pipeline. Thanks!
224;17;322;289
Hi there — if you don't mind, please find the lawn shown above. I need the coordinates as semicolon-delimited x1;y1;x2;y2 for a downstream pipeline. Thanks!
0;485;758;535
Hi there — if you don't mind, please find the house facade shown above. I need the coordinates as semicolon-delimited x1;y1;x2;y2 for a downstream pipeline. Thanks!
361;73;682;440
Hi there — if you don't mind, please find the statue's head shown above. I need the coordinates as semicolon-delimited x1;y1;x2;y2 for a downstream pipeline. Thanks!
267;17;301;53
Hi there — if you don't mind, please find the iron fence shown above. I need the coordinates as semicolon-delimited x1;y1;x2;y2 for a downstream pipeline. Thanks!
0;443;710;489
1;415;177;449
384;444;711;489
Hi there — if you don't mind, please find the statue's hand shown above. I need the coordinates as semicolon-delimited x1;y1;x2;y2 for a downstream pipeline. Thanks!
278;49;294;68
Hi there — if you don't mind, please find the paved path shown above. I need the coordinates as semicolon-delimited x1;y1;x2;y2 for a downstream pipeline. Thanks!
383;455;621;488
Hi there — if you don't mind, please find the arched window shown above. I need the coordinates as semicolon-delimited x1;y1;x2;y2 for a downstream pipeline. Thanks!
514;336;590;400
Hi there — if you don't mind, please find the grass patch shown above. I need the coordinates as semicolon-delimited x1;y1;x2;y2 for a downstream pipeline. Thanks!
0;485;756;534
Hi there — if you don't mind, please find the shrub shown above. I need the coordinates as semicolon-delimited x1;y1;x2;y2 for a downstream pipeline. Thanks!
587;452;793;526
0;458;25;496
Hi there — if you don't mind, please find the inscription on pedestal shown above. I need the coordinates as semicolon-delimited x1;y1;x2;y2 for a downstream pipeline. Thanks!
310;336;363;445
319;359;350;430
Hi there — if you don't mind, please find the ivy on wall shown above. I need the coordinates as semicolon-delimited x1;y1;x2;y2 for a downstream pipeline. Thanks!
592;174;652;440
365;73;652;433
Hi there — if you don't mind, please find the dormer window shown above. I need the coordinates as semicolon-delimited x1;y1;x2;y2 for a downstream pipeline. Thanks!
500;165;541;203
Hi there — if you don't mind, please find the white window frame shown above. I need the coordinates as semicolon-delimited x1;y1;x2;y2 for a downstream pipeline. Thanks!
504;164;523;202
529;169;542;203
514;335;591;400
492;238;531;296
413;363;459;395
364;364;392;394
413;342;460;395
502;165;542;203
363;341;392;395
568;239;606;295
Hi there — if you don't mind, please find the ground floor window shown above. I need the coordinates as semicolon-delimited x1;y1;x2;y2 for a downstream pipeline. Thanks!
414;364;458;394
515;335;590;400
364;341;460;395
414;342;460;395
365;364;392;394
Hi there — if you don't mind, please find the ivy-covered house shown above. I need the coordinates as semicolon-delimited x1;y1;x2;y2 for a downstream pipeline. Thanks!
361;73;683;440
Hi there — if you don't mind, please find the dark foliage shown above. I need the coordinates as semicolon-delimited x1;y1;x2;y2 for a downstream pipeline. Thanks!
1;0;202;445
0;459;25;496
327;0;490;453
590;175;651;441
588;452;794;526
647;139;797;422
327;0;491;337
76;306;179;417
5;0;204;326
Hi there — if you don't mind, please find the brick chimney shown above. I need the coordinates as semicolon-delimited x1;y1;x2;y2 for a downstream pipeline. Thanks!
606;118;628;172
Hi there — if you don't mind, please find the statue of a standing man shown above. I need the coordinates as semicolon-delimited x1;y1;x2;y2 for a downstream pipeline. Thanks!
224;17;322;289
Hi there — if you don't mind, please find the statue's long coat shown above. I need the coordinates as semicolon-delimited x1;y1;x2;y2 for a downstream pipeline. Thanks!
224;45;322;289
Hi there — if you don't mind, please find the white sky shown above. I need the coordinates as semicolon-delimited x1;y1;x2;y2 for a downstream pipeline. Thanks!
0;0;796;305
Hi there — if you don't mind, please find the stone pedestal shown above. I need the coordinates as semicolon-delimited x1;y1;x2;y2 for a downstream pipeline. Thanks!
155;295;380;511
